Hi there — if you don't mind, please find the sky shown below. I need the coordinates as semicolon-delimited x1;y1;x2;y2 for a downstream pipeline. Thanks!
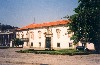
0;0;78;27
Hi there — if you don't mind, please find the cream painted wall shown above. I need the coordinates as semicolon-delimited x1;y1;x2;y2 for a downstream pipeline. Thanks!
16;25;94;50
16;31;28;38
16;25;74;49
16;30;29;47
29;28;46;48
51;26;71;49
87;43;94;50
78;41;95;50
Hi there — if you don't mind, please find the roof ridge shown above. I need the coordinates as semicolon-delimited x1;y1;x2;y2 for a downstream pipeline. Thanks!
17;20;69;30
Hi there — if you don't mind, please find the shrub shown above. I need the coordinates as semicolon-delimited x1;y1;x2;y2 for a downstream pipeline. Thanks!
16;49;89;55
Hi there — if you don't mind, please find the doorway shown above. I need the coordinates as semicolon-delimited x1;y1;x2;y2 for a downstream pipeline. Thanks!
45;37;51;48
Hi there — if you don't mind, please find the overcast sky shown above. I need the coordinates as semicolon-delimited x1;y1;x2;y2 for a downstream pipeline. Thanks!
0;0;78;27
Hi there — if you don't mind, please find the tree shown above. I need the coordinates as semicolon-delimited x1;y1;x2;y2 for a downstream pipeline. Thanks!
68;0;100;53
12;38;24;47
0;23;18;31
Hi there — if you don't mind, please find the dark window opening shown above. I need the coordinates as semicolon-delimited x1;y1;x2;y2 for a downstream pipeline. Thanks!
31;42;33;46
39;42;41;47
38;31;41;39
69;43;72;47
57;43;60;47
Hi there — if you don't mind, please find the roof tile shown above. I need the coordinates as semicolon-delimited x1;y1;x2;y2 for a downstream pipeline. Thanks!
18;20;69;30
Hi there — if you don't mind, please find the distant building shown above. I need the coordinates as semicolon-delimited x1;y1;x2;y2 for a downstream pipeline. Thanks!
0;29;16;46
16;20;94;50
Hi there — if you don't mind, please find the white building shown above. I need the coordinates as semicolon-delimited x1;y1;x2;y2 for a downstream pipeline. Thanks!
16;20;94;50
16;20;75;49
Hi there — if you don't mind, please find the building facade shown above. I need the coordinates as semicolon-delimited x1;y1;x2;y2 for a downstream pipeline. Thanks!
16;20;94;50
0;29;16;46
16;20;75;49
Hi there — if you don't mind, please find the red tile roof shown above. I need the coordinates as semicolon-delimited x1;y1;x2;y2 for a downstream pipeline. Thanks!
17;20;69;30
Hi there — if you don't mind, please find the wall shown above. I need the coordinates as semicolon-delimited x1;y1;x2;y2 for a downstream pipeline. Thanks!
51;25;72;49
16;25;74;49
29;28;46;48
78;41;95;50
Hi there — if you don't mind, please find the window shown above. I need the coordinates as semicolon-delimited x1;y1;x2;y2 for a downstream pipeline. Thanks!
31;42;33;46
39;42;41;47
18;34;20;38
17;34;20;38
69;43;72;47
26;31;29;38
26;31;28;35
57;43;60;47
26;33;27;35
21;32;24;38
38;31;41;39
47;28;52;34
30;32;34;40
56;29;61;39
21;34;24;38
26;42;28;46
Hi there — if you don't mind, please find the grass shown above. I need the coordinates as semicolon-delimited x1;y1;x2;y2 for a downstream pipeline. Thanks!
16;49;90;55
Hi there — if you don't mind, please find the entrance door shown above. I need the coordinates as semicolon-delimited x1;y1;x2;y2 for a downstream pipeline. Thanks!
45;37;51;48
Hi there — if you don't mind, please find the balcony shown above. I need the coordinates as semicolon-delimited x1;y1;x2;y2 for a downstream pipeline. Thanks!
21;38;29;42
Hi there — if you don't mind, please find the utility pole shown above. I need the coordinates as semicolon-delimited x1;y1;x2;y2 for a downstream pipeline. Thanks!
33;17;35;24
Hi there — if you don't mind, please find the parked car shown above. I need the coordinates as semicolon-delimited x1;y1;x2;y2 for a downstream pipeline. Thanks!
76;46;89;51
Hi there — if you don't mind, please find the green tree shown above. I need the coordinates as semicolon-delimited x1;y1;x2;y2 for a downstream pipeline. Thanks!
68;0;100;53
0;23;18;31
12;38;24;47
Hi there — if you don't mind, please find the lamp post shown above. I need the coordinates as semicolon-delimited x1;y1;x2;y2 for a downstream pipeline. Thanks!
8;34;9;46
3;35;4;46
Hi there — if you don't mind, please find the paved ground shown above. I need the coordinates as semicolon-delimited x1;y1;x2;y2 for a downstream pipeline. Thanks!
0;48;100;65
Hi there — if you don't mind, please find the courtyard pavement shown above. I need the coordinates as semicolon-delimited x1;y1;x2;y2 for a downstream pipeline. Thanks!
0;48;100;65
